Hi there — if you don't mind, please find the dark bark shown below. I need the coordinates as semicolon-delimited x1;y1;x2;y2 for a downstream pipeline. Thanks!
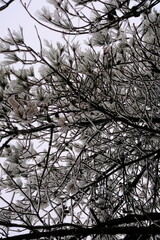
0;0;15;11
3;225;160;240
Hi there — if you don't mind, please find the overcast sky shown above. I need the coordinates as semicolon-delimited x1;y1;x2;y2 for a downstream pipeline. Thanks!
1;0;160;53
0;1;159;238
0;0;65;50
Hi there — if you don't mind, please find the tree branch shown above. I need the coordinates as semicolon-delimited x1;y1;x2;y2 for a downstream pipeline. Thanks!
3;225;160;240
0;0;15;11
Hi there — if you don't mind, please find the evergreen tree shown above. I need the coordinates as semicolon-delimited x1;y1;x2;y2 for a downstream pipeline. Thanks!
0;0;160;239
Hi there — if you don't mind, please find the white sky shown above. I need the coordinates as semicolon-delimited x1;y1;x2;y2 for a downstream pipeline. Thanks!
0;0;160;46
0;0;159;238
1;0;159;53
0;0;65;50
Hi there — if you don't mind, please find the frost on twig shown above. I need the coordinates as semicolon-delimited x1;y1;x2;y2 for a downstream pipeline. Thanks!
7;95;38;121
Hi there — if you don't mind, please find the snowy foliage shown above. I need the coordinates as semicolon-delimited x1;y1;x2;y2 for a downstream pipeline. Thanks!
0;0;160;239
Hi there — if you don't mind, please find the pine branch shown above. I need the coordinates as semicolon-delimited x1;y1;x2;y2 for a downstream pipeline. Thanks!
0;0;15;11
